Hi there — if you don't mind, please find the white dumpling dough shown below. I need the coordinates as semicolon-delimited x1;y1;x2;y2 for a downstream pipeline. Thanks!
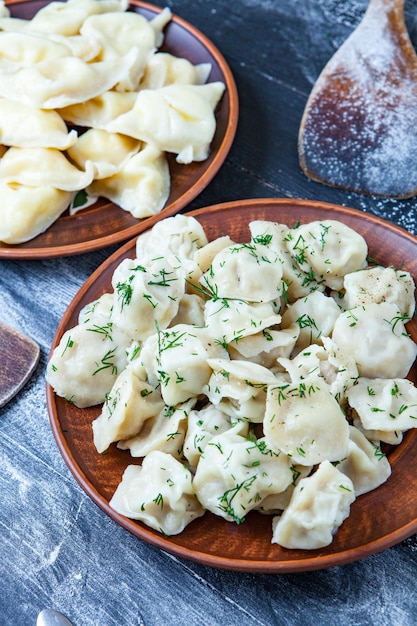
281;290;341;350
140;324;228;406
193;430;294;523
0;51;139;109
272;460;355;549
332;302;417;378
347;377;417;432
87;143;170;218
0;182;72;244
80;11;170;91
60;91;137;128
110;255;185;341
109;451;205;536
264;381;350;465
285;220;368;290
118;398;195;459
0;98;77;149
249;220;326;300
92;362;165;454
0;147;95;191
67;128;141;179
46;317;132;408
341;266;415;317
337;426;391;496
135;214;208;261
140;52;211;90
183;404;245;468
26;0;130;36
205;357;279;423
200;242;283;302
105;82;225;163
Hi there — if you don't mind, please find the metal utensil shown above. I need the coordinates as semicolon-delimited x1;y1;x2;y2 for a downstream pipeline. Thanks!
37;608;74;626
0;322;40;408
299;0;417;198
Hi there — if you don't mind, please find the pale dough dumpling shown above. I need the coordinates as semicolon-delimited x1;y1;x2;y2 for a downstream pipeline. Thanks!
0;147;95;191
347;377;417;432
205;357;279;423
92;362;165;453
0;51;138;109
106;82;225;163
204;298;281;344
264;381;350;465
140;52;211;90
117;398;196;459
0;182;72;244
67;128;141;178
193;431;294;523
249;220;326;301
228;325;299;368
109;451;205;535
135;214;208;261
0;98;77;149
332;302;417;378
46;320;132;408
272;460;355;550
183;404;246;468
60;91;137;128
0;31;71;64
26;0;130;36
80;12;163;91
337;426;391;496
200;242;283;303
278;338;359;404
281;290;341;350
341;266;415;318
141;324;228;406
285;220;368;290
87;143;170;218
110;255;185;340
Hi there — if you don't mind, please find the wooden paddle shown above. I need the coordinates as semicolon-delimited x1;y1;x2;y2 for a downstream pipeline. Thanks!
0;322;40;408
298;0;417;198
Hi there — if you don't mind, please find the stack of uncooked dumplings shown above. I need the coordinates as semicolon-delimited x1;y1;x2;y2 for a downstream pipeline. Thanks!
47;214;417;550
0;0;225;244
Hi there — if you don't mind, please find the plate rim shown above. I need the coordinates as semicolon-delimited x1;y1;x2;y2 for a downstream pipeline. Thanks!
0;0;239;259
46;197;417;573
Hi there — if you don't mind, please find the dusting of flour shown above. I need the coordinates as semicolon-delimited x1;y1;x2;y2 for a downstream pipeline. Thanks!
300;0;417;197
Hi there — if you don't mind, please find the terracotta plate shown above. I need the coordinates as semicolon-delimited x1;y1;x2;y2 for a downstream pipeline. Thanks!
47;198;417;573
0;0;238;259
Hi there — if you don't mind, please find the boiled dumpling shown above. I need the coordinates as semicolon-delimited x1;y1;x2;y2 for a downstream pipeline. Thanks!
26;0;130;36
193;430;294;523
117;398;196;459
0;182;73;244
0;51;138;109
86;143;170;218
264;380;350;465
105;82;225;163
140;52;211;89
271;460;355;549
285;220;368;290
341;266;415;317
92;361;165;453
0;98;77;149
336;425;391;496
332;302;417;378
60;91;137;128
67;128;141;179
0;147;95;191
80;11;168;91
109;451;205;535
